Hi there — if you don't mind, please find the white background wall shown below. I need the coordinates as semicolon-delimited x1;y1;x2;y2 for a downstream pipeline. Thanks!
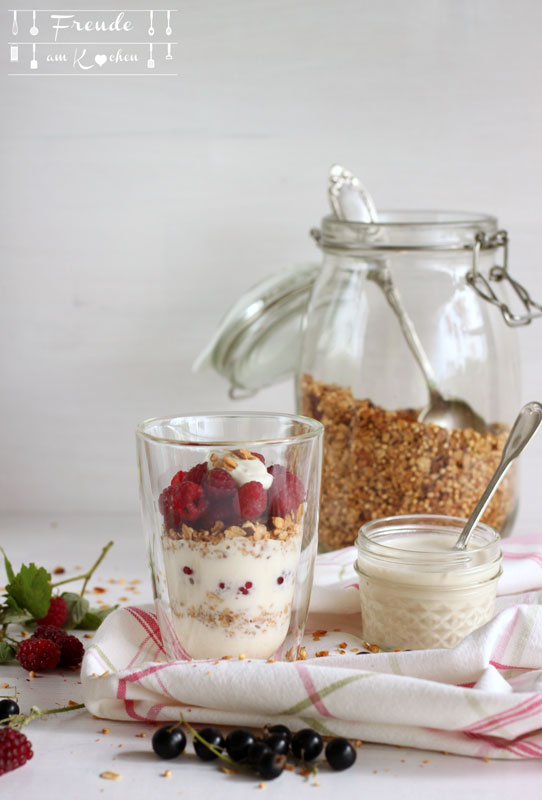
1;1;541;528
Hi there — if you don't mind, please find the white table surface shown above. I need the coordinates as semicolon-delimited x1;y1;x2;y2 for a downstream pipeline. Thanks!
1;513;540;799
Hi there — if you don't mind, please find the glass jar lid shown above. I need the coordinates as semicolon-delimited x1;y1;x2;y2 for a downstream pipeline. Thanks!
193;264;319;396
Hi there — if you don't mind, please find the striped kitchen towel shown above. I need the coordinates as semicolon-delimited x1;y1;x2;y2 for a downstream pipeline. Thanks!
82;538;542;759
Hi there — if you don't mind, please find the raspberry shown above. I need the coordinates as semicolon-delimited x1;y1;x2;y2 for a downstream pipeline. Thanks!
17;638;60;671
199;493;240;530
36;595;67;628
0;728;33;776
238;481;267;518
170;481;208;523
185;462;207;485
268;466;306;517
202;468;236;501
171;470;186;486
251;452;265;464
33;627;84;668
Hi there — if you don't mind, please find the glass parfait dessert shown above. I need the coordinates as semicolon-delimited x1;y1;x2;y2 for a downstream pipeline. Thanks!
136;414;323;661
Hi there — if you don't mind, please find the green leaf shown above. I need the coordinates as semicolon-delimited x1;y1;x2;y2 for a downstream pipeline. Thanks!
6;563;52;619
62;592;89;628
76;605;118;631
0;641;16;663
0;605;33;625
0;548;15;584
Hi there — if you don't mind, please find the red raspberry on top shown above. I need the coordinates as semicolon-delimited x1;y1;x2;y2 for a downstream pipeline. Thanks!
36;595;67;628
203;468;237;501
251;452;265;464
268;465;306;517
238;481;267;518
171;469;187;486
171;481;208;523
17;638;60;671
0;728;33;776
185;462;208;485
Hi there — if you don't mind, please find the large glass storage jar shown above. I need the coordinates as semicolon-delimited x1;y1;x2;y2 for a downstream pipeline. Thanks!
299;212;520;550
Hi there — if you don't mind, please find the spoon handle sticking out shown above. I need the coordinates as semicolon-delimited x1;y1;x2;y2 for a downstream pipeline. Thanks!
455;402;542;550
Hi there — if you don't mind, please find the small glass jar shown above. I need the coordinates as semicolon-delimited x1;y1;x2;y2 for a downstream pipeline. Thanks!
354;514;502;650
136;413;323;661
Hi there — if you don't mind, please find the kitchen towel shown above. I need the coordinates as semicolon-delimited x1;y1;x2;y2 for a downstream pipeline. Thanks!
82;538;542;759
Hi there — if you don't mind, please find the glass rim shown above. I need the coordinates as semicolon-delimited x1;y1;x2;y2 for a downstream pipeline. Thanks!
321;210;498;229
135;411;324;447
356;513;501;567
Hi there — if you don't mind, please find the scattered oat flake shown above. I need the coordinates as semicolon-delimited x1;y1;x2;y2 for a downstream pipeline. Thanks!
68;700;79;706
338;649;346;654
266;658;275;663
313;782;320;787
117;578;125;584
53;566;65;574
315;651;329;658
99;671;110;678
483;757;490;763
423;759;430;763
338;642;347;649
100;771;121;780
221;655;232;660
351;648;359;653
129;579;141;585
221;766;238;775
136;732;147;738
93;587;107;594
355;740;363;748
401;759;405;763
1;683;9;689
95;738;100;742
258;783;266;789
119;597;129;602
284;764;294;771
84;634;93;639
28;671;36;679
163;770;172;778
238;653;246;660
101;728;110;735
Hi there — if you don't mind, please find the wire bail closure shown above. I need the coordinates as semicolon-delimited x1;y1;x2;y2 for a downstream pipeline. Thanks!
467;230;542;326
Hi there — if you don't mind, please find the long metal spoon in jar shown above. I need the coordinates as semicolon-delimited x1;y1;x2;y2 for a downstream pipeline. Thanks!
454;401;542;550
328;164;487;434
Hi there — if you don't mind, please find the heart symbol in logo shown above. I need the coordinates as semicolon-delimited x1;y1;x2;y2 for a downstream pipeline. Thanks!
95;54;107;67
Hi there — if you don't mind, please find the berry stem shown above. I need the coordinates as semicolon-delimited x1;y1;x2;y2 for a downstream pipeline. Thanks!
51;541;114;596
6;702;85;729
179;714;238;768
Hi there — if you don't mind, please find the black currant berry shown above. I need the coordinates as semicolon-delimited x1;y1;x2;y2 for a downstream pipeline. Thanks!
247;741;272;766
225;728;256;761
291;728;323;761
257;750;286;780
0;699;20;725
265;723;292;743
263;733;289;755
325;737;356;771
151;725;187;759
193;726;225;761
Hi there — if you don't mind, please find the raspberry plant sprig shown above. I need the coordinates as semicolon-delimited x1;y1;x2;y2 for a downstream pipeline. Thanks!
0;541;115;664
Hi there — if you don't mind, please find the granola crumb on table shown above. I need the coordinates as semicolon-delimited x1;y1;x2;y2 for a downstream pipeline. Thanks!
300;374;515;551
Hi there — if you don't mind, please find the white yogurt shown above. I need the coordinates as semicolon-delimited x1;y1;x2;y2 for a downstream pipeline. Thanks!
162;530;302;659
206;451;273;489
355;516;502;650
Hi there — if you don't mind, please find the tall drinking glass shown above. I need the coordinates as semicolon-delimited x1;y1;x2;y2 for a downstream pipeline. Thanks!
136;413;323;661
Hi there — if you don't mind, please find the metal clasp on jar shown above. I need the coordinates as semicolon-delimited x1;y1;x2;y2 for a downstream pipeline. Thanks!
467;230;542;326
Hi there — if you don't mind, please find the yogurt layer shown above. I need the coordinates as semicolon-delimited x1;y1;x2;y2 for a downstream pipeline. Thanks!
162;528;302;659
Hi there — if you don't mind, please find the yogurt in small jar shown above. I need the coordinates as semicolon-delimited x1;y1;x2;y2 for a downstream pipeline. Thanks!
355;514;502;650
